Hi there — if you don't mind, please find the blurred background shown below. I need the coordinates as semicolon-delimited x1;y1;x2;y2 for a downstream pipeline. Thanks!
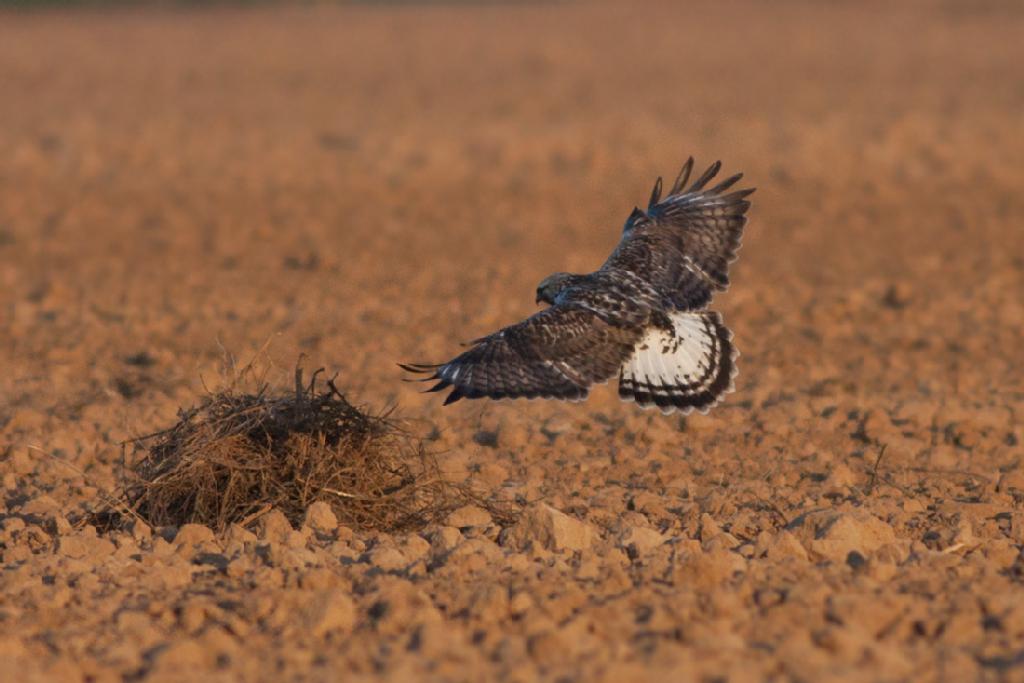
2;0;1022;416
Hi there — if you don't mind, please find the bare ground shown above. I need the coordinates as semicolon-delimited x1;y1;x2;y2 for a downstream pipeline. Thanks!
2;2;1024;681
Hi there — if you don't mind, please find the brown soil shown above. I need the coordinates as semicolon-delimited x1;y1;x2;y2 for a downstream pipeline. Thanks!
2;2;1024;682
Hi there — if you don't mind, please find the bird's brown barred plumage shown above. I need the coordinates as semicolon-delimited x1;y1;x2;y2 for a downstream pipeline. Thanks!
401;157;753;415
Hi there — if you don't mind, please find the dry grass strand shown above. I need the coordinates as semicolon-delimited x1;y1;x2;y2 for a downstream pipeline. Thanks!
123;367;501;533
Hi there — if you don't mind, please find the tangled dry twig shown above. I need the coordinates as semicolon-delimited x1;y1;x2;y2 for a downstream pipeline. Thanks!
122;367;503;533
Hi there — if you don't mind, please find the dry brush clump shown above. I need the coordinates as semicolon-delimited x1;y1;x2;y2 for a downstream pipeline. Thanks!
122;368;489;533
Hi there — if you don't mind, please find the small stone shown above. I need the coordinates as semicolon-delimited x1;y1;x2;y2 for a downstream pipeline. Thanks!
575;554;602;580
58;533;115;560
399;535;431;564
285;529;309;549
304;502;338;535
446;505;492;528
984;539;1021;567
951;520;977;549
501;503;595;552
368;545;409;571
703;532;741;553
51;514;73;535
174;524;215;548
304;590;356;637
179;601;207;632
258;510;293;544
540;416;572;440
766;531;809;562
1;517;26;537
699;513;723;542
429;527;462;555
824;462;858;494
441;538;503;572
795;511;898;562
366;580;442;636
6;449;35;475
509;592;533;616
617;525;666;555
131;520;152;542
225;524;256;545
20;494;60;517
676;548;747;587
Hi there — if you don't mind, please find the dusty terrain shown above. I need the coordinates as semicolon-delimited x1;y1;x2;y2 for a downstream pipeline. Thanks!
2;2;1024;681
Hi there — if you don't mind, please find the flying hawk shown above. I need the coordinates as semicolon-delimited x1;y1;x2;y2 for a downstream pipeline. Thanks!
401;158;753;414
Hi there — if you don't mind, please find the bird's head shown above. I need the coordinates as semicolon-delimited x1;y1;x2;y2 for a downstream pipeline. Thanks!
535;272;581;306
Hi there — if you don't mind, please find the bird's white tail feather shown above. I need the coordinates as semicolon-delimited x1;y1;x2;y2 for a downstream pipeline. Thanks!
618;311;738;415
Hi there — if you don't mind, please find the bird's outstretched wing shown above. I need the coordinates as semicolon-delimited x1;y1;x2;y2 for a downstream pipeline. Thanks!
603;158;754;310
400;305;641;405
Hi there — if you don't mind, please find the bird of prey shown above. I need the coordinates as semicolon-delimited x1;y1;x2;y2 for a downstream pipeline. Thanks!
401;158;753;414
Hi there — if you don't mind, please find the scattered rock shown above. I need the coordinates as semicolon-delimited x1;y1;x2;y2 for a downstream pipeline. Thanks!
703;531;741;553
304;502;338;535
20;494;61;517
428;526;463;556
509;591;533;616
366;580;441;636
258;510;293;544
441;538;503;573
446;504;492;528
58;533;115;560
698;513;723;542
131;520;152;543
174;524;215;548
398;534;431;564
824;462;858;494
367;544;409;571
765;530;809;562
501;503;595;552
792;511;898;562
676;548;747;587
304;590;356;637
224;524;257;546
617;525;666;556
